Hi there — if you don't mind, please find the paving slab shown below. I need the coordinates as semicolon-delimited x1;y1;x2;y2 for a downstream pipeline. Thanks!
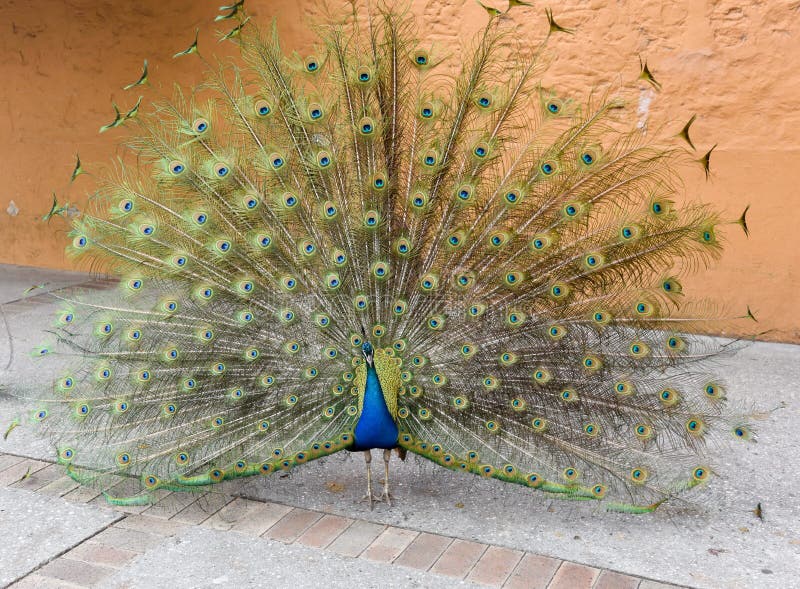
1;263;799;588
231;339;800;589
0;487;121;586
102;524;480;589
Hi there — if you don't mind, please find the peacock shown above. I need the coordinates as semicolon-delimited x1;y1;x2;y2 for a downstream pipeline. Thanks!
10;1;754;513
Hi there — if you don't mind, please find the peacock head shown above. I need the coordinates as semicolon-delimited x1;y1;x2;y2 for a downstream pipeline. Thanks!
362;341;374;366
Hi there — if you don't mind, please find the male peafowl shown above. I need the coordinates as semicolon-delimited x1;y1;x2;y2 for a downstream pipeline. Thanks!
16;2;753;512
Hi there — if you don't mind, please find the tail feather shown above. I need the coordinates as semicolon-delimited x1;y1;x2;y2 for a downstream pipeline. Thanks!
12;5;752;509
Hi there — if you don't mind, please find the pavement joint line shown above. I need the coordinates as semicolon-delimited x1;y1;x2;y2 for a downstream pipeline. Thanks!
1;452;691;588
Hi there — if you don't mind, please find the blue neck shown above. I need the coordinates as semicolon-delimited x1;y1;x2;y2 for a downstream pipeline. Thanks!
353;365;398;450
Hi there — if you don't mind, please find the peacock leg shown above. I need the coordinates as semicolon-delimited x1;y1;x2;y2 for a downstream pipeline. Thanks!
378;448;393;505
361;450;375;510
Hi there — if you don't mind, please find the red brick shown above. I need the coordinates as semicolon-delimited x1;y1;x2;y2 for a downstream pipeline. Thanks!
548;561;600;589
115;514;188;536
394;532;452;571
638;581;684;589
38;557;115;586
361;526;419;563
296;514;352;548
230;501;292;536
201;498;263;530
594;570;642;589
62;484;103;504
0;453;25;472
9;573;84;588
504;552;561;589
37;475;80;497
170;492;232;524
93;526;164;553
0;459;48;486
143;490;202;519
430;539;486;578
262;507;322;543
66;541;139;569
467;545;523;587
328;520;386;557
11;463;64;492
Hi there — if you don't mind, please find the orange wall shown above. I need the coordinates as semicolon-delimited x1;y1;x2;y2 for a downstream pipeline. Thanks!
1;0;798;342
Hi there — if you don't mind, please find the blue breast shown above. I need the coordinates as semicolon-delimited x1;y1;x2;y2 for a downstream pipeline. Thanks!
353;365;399;450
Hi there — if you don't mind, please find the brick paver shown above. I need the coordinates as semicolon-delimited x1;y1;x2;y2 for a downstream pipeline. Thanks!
93;525;165;553
62;484;103;504
170;491;232;524
143;489;202;519
115;514;188;537
10;573;84;588
361;526;419;562
36;475;80;497
65;541;139;569
0;459;49;486
10;463;65;492
468;545;525;587
37;557;116;587
430;538;487;578
0;451;688;589
0;453;25;472
296;514;352;548
328;519;386;557
504;553;562;589
548;561;601;589
262;507;322;543
230;501;293;536
394;531;452;571
594;569;642;589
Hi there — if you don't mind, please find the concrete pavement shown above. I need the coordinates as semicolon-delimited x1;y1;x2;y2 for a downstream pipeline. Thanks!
0;262;797;589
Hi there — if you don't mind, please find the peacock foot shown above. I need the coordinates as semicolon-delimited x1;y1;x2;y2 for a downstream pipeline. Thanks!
376;487;393;506
361;490;375;510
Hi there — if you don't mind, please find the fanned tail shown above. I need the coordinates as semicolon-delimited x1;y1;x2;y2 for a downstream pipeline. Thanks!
13;4;752;510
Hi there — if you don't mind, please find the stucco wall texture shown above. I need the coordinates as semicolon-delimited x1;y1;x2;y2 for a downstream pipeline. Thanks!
1;0;798;342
